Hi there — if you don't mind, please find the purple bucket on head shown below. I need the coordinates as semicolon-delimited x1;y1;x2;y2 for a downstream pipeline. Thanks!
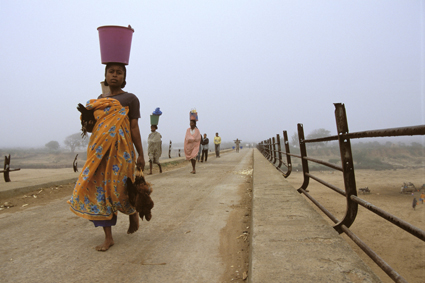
97;25;134;65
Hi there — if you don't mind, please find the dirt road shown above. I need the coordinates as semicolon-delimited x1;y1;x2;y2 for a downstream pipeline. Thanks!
0;149;253;283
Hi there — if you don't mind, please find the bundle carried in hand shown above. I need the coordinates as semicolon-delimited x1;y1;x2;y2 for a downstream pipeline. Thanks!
77;103;96;137
126;167;154;221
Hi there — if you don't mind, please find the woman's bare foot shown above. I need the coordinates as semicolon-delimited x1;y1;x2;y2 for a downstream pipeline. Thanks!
96;226;114;251
127;213;139;234
190;170;196;174
147;172;152;175
95;239;114;251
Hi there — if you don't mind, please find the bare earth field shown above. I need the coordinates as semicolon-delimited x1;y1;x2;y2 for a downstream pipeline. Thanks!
286;168;425;283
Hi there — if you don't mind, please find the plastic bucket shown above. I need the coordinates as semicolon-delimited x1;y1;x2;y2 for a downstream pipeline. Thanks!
150;115;160;125
98;25;134;65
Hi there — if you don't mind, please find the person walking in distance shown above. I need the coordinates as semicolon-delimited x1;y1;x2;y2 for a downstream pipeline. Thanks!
412;197;418;210
234;138;242;153
214;132;221;157
196;133;203;162
201;133;209;162
184;120;201;174
147;125;162;175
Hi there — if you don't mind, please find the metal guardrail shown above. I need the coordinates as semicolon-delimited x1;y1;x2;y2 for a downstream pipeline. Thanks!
1;155;21;182
257;103;425;283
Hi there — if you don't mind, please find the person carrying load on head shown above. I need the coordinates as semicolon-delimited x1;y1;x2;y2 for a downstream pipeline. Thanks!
184;110;201;174
69;25;145;252
148;108;162;175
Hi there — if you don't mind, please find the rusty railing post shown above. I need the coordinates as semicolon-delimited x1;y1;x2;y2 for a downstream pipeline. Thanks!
73;154;78;172
3;155;11;182
282;130;292;178
2;155;20;182
264;139;270;160
268;138;272;161
272;136;277;165
333;103;358;233
169;140;172;158
276;134;283;168
297;124;310;193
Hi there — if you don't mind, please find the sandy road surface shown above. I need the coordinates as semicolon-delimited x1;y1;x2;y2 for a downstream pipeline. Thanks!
0;149;253;283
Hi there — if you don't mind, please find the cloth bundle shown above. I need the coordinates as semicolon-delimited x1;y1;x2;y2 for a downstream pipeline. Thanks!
190;108;198;121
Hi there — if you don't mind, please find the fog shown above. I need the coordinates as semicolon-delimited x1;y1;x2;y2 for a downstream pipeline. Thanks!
1;1;424;149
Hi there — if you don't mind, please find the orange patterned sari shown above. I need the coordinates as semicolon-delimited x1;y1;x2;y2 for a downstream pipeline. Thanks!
68;98;136;220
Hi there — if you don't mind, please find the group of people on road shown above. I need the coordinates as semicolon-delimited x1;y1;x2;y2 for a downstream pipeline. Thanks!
68;28;241;253
69;59;237;251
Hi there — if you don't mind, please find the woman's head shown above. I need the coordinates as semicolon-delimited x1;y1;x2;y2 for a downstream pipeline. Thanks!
151;125;158;132
190;120;196;129
104;63;127;88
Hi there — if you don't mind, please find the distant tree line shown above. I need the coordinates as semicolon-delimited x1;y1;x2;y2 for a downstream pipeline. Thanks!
45;140;60;151
44;133;89;153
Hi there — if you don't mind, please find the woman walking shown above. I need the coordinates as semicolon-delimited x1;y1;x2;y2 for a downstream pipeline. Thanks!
148;125;162;175
69;62;145;251
184;120;201;174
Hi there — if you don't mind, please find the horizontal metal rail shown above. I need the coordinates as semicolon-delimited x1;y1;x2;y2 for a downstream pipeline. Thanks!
302;156;343;171
305;173;346;196
351;195;425;241
304;125;425;143
341;225;408;283
282;152;302;159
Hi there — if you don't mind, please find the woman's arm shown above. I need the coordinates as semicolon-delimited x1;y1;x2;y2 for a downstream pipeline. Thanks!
130;118;145;170
194;129;202;142
185;129;194;143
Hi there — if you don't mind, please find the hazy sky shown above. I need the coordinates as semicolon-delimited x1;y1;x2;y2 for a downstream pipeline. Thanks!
1;0;424;148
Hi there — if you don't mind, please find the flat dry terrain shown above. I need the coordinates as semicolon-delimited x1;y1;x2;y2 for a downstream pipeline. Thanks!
286;168;425;283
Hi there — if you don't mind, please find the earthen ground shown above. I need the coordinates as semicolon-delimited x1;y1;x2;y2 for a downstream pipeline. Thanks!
286;168;425;283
